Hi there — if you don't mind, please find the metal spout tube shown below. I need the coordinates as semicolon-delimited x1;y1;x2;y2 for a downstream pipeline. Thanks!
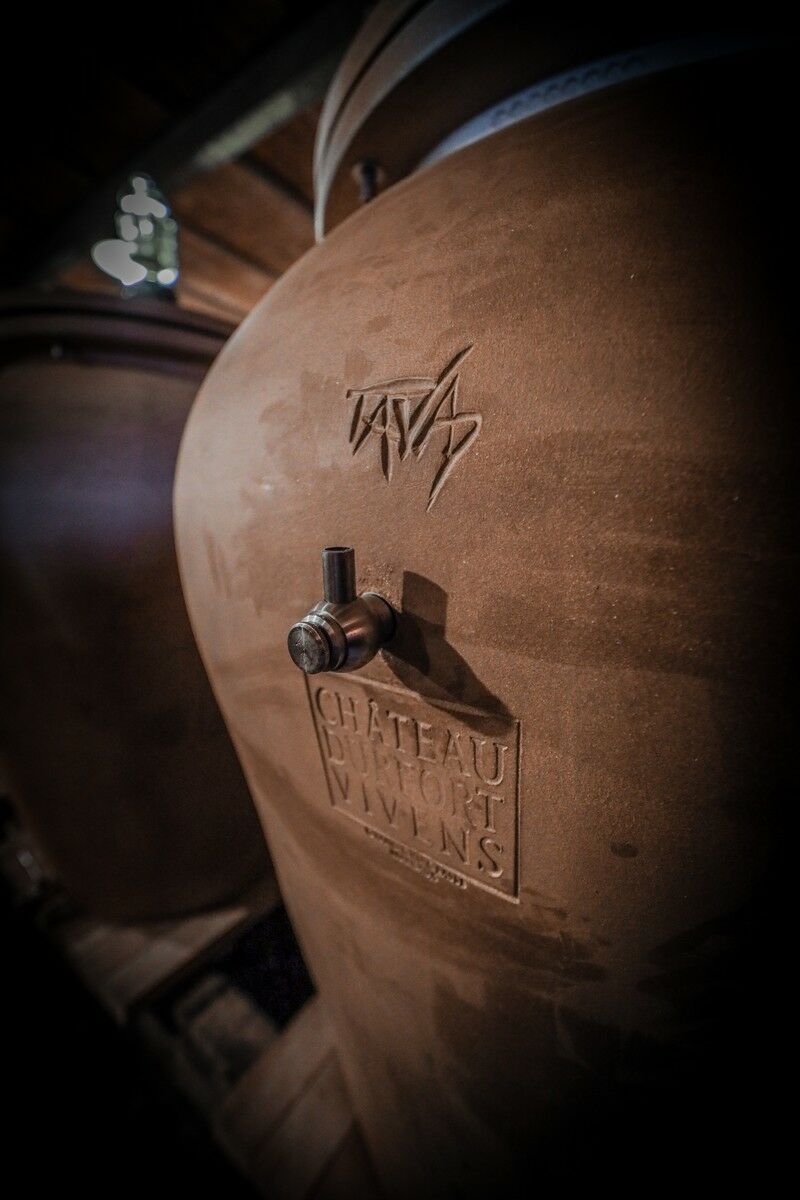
322;546;356;604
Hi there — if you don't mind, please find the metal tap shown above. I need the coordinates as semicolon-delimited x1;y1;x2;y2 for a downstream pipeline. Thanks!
287;547;395;675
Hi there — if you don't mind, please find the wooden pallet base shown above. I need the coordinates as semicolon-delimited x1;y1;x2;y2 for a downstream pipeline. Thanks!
2;819;381;1198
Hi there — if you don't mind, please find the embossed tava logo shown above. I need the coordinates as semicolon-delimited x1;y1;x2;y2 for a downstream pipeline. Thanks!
346;345;481;511
307;676;520;900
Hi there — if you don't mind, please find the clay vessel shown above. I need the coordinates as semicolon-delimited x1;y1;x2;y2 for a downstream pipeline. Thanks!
1;293;269;919
175;41;793;1193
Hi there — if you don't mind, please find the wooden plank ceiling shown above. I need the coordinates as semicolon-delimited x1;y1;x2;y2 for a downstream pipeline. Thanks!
57;107;319;325
0;2;347;326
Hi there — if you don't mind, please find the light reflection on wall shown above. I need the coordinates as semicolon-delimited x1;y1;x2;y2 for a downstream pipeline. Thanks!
91;175;179;295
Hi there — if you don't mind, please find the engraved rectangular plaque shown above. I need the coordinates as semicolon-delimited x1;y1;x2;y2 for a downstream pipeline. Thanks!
306;676;520;900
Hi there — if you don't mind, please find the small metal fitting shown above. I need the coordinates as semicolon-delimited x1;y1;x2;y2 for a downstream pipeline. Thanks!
287;547;395;675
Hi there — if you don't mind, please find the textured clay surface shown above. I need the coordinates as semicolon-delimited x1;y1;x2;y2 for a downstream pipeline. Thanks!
175;56;794;1193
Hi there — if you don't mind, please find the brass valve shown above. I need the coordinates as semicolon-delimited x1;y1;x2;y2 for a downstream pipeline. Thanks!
287;547;395;675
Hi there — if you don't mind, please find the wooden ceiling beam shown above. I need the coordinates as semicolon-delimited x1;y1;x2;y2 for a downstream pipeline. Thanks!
247;104;321;208
171;225;275;316
173;162;314;278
